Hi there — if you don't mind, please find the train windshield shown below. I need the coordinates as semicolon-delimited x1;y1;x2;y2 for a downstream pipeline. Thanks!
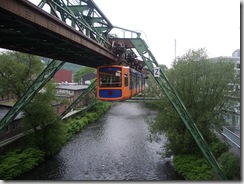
99;67;122;87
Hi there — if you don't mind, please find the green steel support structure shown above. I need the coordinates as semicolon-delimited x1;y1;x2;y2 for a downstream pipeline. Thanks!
0;0;226;179
38;0;113;48
0;60;65;130
60;80;97;118
62;98;99;120
129;38;226;180
0;0;114;130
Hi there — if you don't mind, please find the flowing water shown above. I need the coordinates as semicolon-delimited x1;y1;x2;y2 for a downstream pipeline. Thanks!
17;102;182;181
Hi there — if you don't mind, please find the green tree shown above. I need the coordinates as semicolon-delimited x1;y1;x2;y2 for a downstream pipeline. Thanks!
22;82;67;156
218;152;240;179
143;64;168;99
73;66;96;83
0;51;44;98
150;48;239;156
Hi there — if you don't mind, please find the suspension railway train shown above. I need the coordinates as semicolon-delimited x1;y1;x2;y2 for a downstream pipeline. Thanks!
96;65;146;101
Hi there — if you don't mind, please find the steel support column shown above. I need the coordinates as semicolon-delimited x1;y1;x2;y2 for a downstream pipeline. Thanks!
0;60;65;130
60;80;96;118
129;38;226;180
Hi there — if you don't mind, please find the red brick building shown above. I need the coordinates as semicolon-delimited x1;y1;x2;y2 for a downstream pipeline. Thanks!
54;83;90;115
53;69;72;83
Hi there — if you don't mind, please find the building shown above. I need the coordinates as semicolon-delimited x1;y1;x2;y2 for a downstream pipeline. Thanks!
53;69;72;83
0;105;24;143
209;50;240;127
55;83;92;115
221;49;240;157
0;83;94;146
224;49;240;127
232;49;240;58
81;73;96;85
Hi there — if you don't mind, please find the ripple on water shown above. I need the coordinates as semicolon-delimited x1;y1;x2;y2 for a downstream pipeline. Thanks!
17;102;182;180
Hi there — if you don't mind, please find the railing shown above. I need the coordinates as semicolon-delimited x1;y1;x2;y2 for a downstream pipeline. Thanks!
222;126;240;148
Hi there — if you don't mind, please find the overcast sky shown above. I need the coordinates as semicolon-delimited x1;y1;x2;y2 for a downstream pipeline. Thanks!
94;0;240;67
2;0;240;68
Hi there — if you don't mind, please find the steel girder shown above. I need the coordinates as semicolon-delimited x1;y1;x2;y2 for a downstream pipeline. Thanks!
38;0;113;49
0;0;117;68
129;38;226;180
0;60;65;130
60;80;96;118
62;98;99;119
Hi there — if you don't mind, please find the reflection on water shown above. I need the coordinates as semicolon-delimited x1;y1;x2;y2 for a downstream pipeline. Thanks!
17;102;182;180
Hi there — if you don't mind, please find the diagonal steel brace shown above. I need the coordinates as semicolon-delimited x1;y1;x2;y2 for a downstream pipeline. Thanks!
0;60;65;130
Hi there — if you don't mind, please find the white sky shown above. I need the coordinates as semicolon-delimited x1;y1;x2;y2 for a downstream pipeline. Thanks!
94;0;240;67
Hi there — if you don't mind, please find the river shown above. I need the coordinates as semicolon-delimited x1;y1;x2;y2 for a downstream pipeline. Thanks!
17;102;182;181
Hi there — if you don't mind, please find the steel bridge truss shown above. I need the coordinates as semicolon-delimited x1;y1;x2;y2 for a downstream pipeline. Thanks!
60;80;97;118
0;0;226;180
0;0;114;130
38;0;113;48
0;60;65;130
0;61;97;128
128;38;226;180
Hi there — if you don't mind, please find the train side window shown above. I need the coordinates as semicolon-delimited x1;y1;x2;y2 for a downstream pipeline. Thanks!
99;68;122;87
130;73;136;89
124;74;128;87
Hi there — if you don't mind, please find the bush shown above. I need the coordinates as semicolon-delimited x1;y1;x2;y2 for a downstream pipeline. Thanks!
218;152;240;180
210;141;229;158
85;112;98;123
67;119;80;135
173;154;215;180
81;117;89;125
63;101;111;139
0;101;111;179
0;148;45;180
64;123;73;140
90;101;111;116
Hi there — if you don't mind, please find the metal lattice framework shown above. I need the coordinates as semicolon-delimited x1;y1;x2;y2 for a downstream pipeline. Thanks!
0;0;115;130
0;60;65;130
60;80;96;118
0;0;227;180
38;0;113;48
128;38;226;180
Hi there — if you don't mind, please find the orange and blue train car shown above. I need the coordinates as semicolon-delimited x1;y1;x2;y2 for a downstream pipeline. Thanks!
96;65;145;101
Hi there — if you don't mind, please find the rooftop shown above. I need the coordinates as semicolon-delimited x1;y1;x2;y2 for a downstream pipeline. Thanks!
0;105;23;121
56;84;88;91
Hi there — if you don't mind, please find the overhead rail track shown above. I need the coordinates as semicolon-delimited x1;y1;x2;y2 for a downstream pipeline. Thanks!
0;0;119;131
0;0;117;68
0;0;226;179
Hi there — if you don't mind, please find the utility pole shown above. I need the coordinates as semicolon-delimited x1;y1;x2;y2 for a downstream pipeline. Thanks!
174;39;177;59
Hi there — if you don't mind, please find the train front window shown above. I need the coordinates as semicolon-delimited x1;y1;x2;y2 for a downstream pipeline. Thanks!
99;67;122;87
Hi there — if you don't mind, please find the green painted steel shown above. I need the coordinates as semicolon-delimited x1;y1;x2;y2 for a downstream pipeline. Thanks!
129;38;226;180
38;0;113;48
0;0;111;131
79;98;99;115
80;98;99;114
60;80;97;118
0;0;226;179
0;60;65;130
62;98;99;119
